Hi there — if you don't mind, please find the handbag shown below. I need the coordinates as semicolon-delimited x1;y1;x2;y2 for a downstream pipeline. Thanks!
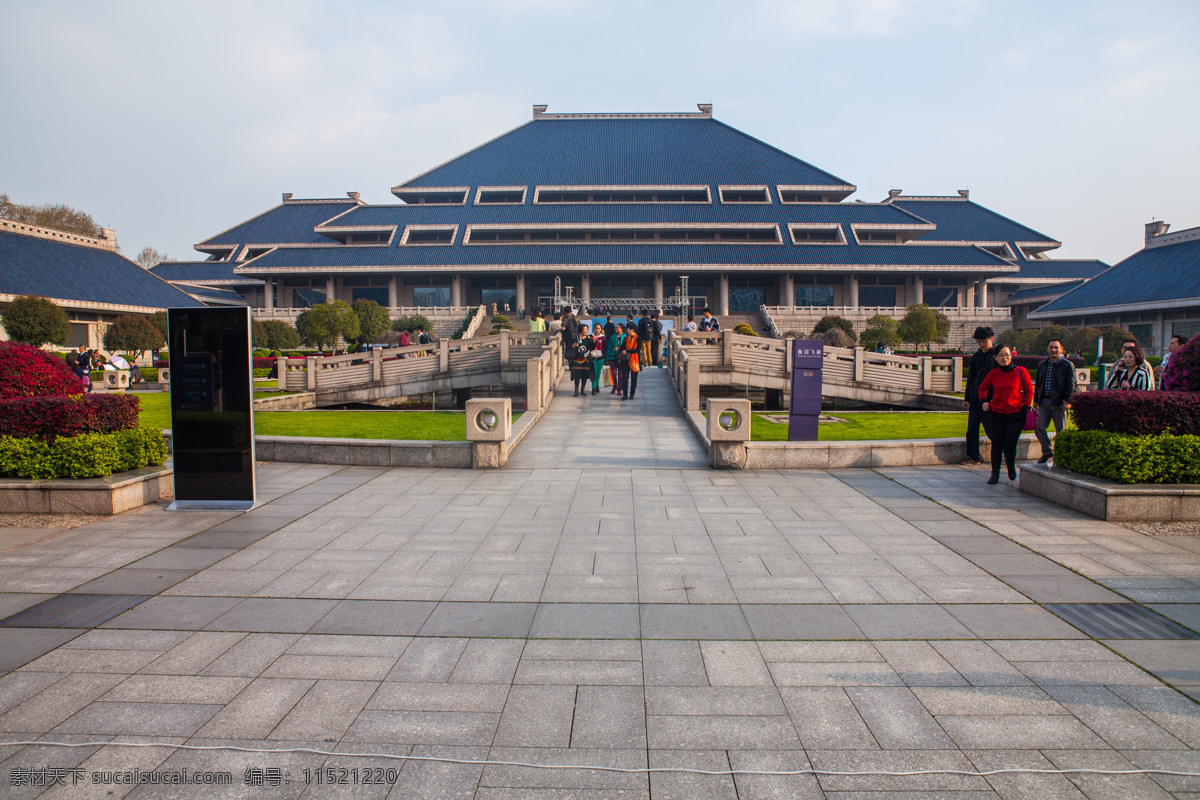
590;348;603;359
1022;407;1037;432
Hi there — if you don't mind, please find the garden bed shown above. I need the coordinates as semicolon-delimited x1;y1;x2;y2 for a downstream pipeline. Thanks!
1019;463;1200;521
0;464;173;515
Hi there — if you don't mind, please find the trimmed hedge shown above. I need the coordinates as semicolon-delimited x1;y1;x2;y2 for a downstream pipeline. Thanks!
0;425;168;479
1012;355;1085;372
1054;429;1200;484
1069;391;1200;436
0;394;139;442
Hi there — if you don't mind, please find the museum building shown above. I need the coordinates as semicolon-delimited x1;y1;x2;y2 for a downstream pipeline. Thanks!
153;105;1107;341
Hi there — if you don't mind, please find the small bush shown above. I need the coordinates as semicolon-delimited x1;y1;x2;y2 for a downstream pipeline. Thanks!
0;341;84;400
1069;391;1200;436
0;394;139;442
252;357;278;369
392;314;433;333
811;315;857;343
1054;429;1200;484
0;425;167;479
253;368;272;378
140;367;159;382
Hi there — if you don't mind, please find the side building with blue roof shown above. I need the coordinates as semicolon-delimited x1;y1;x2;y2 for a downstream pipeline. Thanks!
0;217;204;350
157;105;1106;345
1029;221;1200;354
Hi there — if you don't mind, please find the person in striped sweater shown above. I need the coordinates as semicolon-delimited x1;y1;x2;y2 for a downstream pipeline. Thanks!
978;345;1034;485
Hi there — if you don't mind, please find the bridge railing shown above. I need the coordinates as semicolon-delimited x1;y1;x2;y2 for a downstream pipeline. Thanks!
666;330;963;406
277;330;563;396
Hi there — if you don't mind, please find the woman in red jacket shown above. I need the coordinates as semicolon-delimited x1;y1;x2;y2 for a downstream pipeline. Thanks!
978;345;1033;484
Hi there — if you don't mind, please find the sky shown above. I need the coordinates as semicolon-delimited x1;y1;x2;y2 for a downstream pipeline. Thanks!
2;0;1197;266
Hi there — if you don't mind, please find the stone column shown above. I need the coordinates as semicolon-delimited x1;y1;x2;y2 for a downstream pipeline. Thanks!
977;280;989;308
718;274;730;316
388;276;399;308
325;276;335;303
847;275;859;308
581;273;591;306
516;273;526;312
653;274;664;306
914;275;924;305
451;275;462;308
965;282;975;308
782;274;795;309
263;279;273;309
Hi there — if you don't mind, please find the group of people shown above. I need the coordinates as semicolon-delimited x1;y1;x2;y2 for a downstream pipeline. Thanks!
963;326;1171;485
560;311;667;400
63;343;140;387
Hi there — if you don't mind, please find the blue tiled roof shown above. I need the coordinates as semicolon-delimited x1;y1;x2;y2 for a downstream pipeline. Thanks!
0;231;204;309
889;198;1058;244
151;261;263;283
399;117;852;189
240;239;1013;270
1005;282;1082;303
1033;236;1200;315
1006;258;1109;282
322;201;922;229
199;201;357;247
177;284;249;305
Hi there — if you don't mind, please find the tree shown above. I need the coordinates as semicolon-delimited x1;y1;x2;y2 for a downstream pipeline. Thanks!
102;315;165;361
135;246;171;270
1068;327;1102;360
391;314;433;334
811;315;857;344
0;192;102;237
860;313;900;350
897;304;948;353
352;298;391;341
295;301;359;350
0;295;71;347
261;320;300;350
1032;324;1072;353
148;310;168;340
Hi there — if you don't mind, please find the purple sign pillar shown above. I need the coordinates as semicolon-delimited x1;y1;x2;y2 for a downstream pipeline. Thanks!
788;339;825;441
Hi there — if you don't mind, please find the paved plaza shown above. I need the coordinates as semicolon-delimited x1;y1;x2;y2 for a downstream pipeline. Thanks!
0;369;1198;798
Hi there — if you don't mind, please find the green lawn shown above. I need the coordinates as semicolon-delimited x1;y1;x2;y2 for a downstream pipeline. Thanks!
751;411;971;442
135;393;520;441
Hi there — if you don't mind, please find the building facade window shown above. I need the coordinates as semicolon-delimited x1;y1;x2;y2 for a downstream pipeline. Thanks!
796;286;836;306
719;186;771;203
412;287;451;307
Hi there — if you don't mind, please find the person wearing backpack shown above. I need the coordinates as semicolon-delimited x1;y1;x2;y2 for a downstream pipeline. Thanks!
570;333;593;397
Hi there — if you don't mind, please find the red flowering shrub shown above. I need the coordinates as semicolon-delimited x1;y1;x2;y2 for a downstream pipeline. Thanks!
1162;334;1200;392
0;341;84;400
1069;390;1200;436
0;394;140;442
253;357;279;369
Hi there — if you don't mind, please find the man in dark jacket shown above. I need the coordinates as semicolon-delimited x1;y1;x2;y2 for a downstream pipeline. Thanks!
1033;338;1076;463
962;326;996;464
650;311;663;367
637;314;653;366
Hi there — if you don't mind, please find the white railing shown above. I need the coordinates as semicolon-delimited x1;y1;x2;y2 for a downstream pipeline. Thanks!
667;330;962;410
276;330;560;397
462;305;487;338
760;305;1010;318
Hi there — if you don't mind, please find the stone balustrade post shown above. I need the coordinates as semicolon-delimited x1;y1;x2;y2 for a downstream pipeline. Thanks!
853;346;865;382
706;398;750;469
466;397;511;468
686;358;700;412
439;339;449;372
921;356;933;391
722;329;733;366
277;357;287;390
306;357;317;390
372;347;382;382
526;358;541;412
500;330;510;365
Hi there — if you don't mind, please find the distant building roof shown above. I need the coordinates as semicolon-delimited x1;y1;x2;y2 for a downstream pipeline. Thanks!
397;110;854;191
998;258;1110;283
0;220;204;311
1003;282;1083;306
173;284;249;305
198;197;359;250
1030;223;1200;318
151;261;264;284
886;193;1059;246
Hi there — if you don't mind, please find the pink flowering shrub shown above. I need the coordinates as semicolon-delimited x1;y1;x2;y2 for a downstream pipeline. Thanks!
1069;390;1200;436
1162;334;1200;392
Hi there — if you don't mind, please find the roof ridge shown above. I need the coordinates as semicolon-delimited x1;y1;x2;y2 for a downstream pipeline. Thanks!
394;118;534;191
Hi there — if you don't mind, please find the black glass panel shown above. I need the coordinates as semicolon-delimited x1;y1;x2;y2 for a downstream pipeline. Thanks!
168;308;255;502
